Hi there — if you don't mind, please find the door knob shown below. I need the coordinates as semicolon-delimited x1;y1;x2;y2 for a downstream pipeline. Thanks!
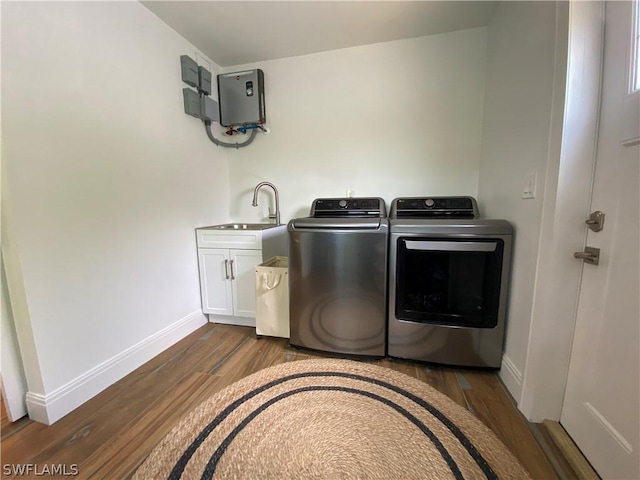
574;246;600;265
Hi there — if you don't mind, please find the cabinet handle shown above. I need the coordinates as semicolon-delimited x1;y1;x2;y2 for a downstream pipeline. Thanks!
229;259;235;280
224;259;230;279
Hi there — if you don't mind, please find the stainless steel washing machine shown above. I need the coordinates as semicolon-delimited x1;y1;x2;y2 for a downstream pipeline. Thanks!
387;197;513;368
288;197;388;357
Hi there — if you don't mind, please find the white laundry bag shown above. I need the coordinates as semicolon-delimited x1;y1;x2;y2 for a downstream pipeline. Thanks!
255;256;289;338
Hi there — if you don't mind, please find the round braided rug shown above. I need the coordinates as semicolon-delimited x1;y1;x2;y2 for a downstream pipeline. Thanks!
134;359;531;480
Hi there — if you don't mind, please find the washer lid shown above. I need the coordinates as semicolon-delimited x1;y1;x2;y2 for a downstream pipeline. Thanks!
290;217;385;230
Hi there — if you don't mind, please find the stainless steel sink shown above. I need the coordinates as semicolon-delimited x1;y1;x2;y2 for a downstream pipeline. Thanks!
207;223;280;230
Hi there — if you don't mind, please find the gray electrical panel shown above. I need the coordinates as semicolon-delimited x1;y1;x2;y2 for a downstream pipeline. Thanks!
217;69;265;127
198;66;212;96
182;88;201;119
180;55;199;89
200;96;219;122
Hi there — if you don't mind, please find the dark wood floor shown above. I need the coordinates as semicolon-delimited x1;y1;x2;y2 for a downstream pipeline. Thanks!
1;323;559;479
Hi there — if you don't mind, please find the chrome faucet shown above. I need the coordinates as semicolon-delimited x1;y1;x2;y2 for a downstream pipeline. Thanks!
251;181;281;225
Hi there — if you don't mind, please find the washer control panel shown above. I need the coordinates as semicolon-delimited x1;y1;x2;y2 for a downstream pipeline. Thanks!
310;197;387;217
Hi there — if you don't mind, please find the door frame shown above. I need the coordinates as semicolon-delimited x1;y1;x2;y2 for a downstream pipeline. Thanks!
1;257;28;421
519;0;606;422
1;159;48;422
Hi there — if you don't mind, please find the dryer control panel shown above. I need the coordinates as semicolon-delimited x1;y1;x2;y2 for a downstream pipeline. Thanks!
390;197;478;219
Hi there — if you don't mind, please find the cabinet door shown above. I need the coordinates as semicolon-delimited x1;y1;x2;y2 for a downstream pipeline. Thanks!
197;248;233;316
230;249;262;318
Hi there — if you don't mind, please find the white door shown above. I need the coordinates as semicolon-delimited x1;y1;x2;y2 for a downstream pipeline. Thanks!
561;2;640;479
198;248;234;316
230;249;261;318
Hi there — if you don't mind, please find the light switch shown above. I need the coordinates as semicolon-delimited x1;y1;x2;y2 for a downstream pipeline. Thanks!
522;173;537;199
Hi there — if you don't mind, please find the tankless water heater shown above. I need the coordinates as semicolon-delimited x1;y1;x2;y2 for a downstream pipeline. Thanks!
217;69;265;127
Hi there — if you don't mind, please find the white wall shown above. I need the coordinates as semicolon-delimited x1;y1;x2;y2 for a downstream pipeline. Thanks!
1;2;228;423
219;28;488;222
477;1;566;400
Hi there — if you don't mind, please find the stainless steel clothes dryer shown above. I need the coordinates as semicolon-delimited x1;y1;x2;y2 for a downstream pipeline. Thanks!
288;197;388;357
387;197;513;368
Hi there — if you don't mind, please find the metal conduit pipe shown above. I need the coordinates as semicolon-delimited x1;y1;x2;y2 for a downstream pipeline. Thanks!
204;121;257;149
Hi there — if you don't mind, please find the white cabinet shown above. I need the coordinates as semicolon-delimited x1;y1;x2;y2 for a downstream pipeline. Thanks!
197;248;261;317
229;249;262;317
195;225;287;325
198;248;233;316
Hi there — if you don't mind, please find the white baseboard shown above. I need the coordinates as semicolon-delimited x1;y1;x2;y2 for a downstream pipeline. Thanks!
499;353;523;403
25;311;207;425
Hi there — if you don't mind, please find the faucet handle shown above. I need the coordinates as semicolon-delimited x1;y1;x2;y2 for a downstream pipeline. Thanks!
268;208;277;220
